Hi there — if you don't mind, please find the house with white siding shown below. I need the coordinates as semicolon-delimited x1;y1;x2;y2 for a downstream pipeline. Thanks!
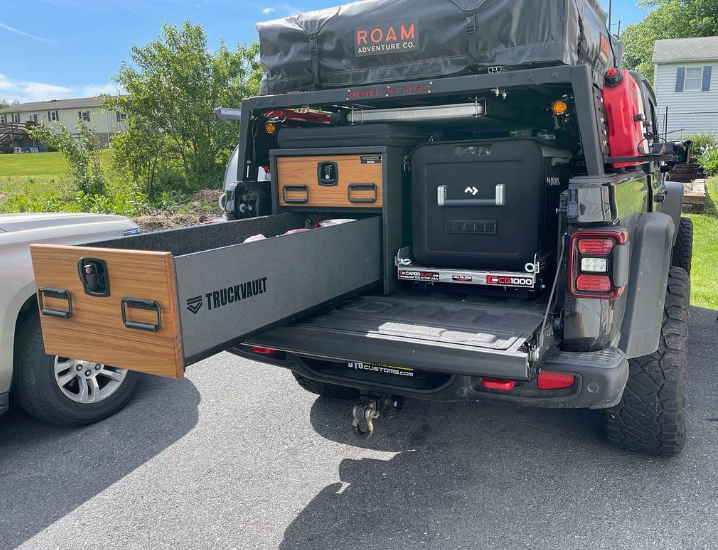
0;96;127;150
652;36;718;138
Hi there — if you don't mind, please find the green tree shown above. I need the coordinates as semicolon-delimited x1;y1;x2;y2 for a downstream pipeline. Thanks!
105;22;261;196
622;0;718;82
29;123;106;196
0;99;10;110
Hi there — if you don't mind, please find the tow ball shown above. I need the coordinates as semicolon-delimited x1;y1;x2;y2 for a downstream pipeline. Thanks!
351;395;404;438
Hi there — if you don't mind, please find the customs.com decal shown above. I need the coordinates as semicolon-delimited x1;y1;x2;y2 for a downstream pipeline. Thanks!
186;277;268;314
355;21;418;57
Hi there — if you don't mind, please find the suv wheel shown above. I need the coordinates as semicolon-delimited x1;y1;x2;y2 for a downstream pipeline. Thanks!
12;311;142;426
671;217;693;274
604;268;689;456
292;372;359;399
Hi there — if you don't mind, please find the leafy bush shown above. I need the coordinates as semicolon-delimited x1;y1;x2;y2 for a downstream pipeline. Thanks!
29;124;107;195
699;147;718;176
678;133;717;161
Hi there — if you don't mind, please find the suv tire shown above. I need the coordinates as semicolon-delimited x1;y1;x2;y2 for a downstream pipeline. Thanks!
12;311;142;426
671;217;693;274
604;267;689;457
292;372;359;399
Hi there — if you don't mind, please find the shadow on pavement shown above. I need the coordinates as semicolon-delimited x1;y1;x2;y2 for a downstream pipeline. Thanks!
0;374;200;549
280;306;718;549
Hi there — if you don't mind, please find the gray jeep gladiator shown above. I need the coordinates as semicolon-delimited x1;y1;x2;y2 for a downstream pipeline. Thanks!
31;0;693;456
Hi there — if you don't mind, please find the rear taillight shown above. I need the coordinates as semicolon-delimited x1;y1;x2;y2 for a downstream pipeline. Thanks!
251;346;277;354
569;229;628;299
537;371;575;390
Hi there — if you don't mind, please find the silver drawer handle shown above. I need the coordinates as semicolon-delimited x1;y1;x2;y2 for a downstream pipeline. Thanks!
437;184;505;207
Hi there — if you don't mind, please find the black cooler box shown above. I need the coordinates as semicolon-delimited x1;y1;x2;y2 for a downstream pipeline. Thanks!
411;139;571;271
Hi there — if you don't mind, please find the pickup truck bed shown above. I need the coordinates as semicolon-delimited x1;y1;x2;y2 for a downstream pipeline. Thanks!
250;290;552;381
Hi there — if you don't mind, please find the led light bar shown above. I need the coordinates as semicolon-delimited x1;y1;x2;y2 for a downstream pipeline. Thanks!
349;98;486;124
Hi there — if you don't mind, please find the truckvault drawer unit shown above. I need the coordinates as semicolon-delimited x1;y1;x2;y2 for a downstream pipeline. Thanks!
276;153;384;208
30;215;382;378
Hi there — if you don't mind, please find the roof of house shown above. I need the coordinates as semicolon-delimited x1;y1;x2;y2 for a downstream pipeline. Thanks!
653;36;718;63
0;96;105;114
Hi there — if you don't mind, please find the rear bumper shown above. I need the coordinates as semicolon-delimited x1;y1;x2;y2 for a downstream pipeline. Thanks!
230;346;629;410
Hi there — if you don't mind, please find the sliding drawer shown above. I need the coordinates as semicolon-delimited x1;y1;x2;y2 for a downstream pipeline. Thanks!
31;215;382;378
275;154;384;208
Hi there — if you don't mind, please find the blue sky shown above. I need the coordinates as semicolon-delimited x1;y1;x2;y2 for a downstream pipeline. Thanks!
0;0;648;103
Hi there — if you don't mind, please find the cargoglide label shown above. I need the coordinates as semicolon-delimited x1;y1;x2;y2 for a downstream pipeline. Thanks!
355;21;418;56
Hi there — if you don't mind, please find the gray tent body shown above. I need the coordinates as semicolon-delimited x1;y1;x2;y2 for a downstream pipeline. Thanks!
257;0;616;95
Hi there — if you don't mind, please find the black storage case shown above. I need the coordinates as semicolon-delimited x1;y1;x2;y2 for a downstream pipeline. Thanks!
411;139;571;271
278;123;430;149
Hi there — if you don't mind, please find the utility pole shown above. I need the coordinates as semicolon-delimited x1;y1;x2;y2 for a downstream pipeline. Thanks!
608;0;612;34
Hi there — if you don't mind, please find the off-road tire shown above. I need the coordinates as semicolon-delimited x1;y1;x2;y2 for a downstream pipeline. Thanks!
12;310;142;426
292;372;359;399
671;217;693;274
604;268;689;457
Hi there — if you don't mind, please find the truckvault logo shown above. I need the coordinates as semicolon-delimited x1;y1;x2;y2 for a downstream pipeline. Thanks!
186;277;268;315
355;21;418;56
186;296;203;314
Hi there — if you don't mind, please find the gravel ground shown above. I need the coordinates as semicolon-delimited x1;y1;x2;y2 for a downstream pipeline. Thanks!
1;307;717;550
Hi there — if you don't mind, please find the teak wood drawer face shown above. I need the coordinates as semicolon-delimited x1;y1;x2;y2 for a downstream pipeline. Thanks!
277;154;384;208
31;246;184;379
30;216;383;378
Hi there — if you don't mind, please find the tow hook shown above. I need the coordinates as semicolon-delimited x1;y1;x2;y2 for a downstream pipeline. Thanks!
351;395;404;438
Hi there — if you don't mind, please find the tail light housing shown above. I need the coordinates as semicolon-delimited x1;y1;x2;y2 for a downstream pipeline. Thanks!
569;228;629;299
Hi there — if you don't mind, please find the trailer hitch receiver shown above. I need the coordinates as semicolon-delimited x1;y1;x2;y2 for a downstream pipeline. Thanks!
351;395;404;438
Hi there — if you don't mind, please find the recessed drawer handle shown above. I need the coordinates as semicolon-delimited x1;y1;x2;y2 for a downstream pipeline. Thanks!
38;288;73;319
437;184;505;207
282;185;310;204
348;183;377;204
121;298;162;332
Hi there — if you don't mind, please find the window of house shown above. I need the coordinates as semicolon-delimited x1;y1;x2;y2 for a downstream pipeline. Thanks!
677;66;713;92
116;111;127;122
78;110;91;122
12;113;20;123
48;110;59;122
0;114;5;123
27;114;38;124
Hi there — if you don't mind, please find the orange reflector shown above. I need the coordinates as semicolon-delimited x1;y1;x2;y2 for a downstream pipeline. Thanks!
576;275;612;293
482;379;516;391
265;121;278;134
251;346;277;354
537;371;576;390
552;100;569;115
578;238;614;255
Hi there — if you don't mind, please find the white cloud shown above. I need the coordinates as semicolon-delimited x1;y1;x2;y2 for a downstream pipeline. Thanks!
0;74;120;104
261;7;275;14
0;21;55;44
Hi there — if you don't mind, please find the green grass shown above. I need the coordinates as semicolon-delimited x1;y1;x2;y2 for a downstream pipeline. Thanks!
687;176;718;309
0;150;113;178
0;151;68;177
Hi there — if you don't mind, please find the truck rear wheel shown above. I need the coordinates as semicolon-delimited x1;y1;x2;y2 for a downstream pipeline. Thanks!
604;268;689;457
671;217;693;274
292;372;359;399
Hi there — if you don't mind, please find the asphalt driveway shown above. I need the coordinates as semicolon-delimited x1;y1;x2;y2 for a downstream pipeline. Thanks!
1;306;717;550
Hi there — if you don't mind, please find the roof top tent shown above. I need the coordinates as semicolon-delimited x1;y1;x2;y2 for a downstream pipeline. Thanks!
256;0;616;95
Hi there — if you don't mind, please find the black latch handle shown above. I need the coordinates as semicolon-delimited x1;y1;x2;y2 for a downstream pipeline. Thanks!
282;185;310;204
121;298;162;332
38;288;73;319
348;183;377;204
